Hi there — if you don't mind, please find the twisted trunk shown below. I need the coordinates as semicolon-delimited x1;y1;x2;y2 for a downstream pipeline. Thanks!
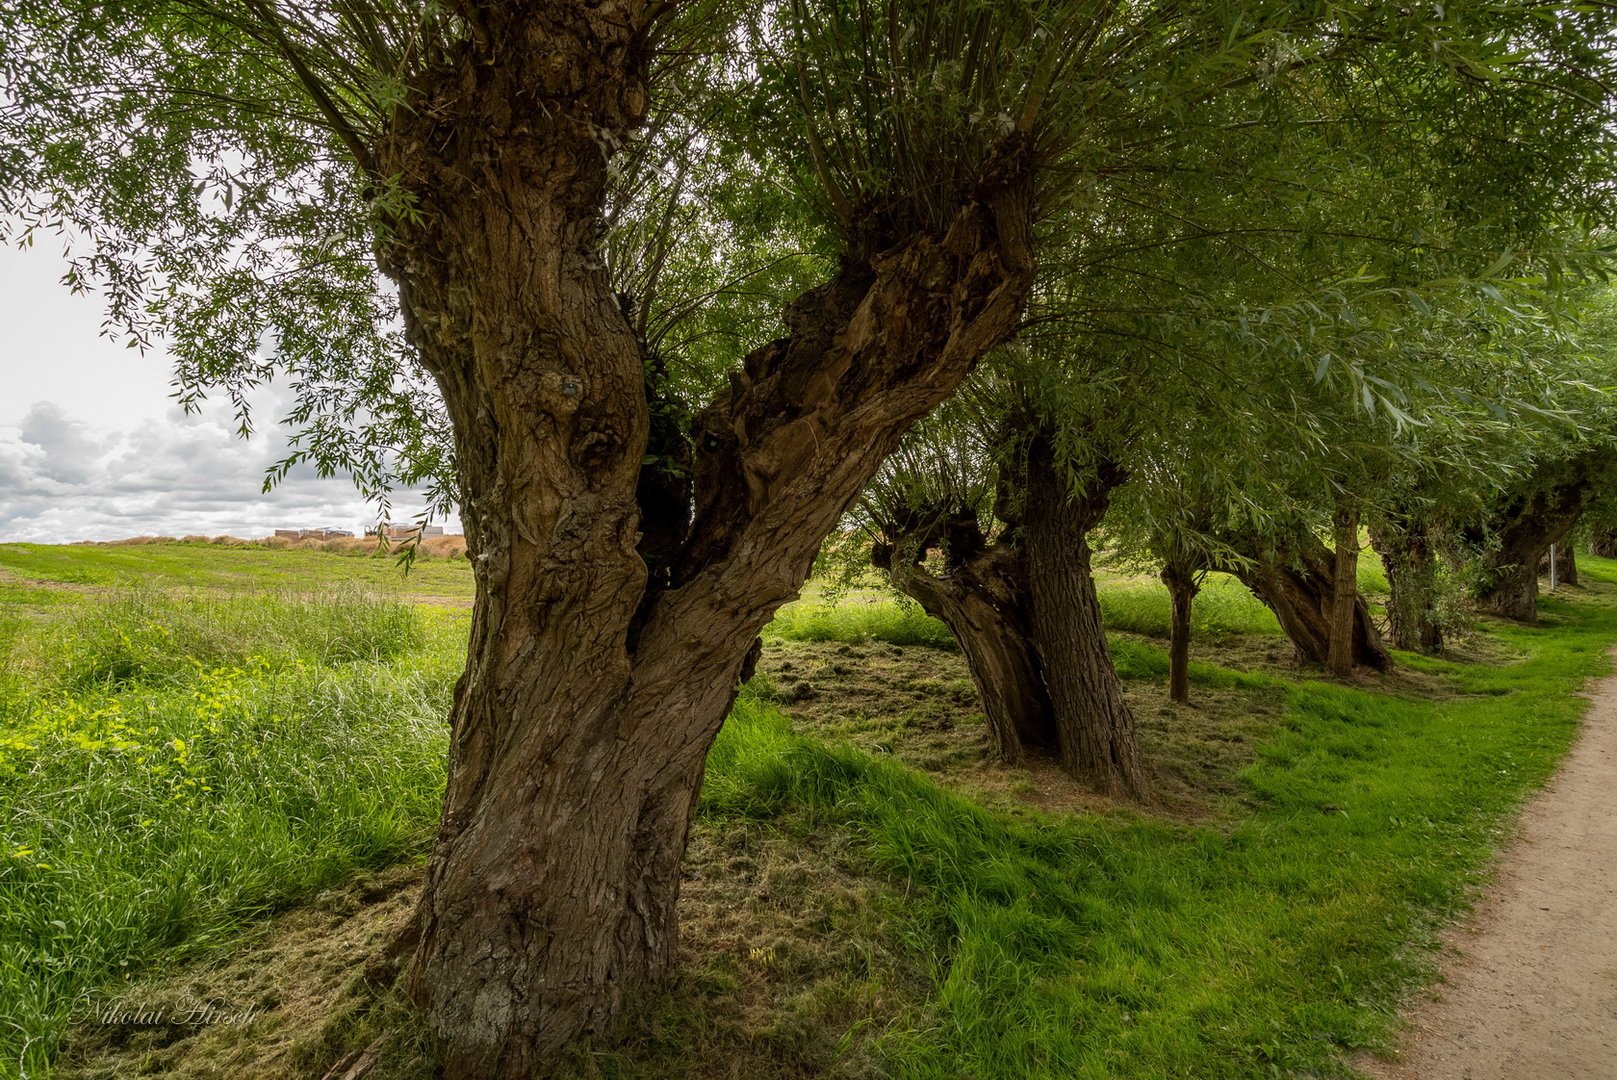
371;9;1037;1073
878;444;1143;796
878;529;1056;761
1160;558;1200;704
1368;515;1443;652
1232;533;1390;672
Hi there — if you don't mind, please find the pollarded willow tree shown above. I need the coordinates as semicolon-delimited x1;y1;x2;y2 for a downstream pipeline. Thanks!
6;2;1617;1072
864;12;1617;790
863;375;1145;793
3;3;1051;1070
1;0;1482;1072
1452;288;1617;622
1111;282;1617;679
1365;381;1589;649
1111;289;1617;685
862;280;1576;788
1471;439;1617;620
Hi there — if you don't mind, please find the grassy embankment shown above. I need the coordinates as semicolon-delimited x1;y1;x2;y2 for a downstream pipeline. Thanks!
0;540;1612;1079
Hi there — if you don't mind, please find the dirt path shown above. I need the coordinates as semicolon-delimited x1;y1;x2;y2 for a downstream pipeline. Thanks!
1365;647;1617;1080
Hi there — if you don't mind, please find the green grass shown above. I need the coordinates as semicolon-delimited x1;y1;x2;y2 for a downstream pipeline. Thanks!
0;542;474;600
0;592;459;1075
1098;573;1283;639
766;595;958;649
31;588;424;692
7;544;1617;1079
696;566;1617;1077
766;571;1286;650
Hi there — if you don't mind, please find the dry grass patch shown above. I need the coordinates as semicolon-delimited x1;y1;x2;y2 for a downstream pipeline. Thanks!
54;865;424;1080
52;824;922;1080
757;636;1297;824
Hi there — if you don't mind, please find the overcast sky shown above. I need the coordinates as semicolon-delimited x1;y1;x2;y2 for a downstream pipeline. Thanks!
0;241;457;543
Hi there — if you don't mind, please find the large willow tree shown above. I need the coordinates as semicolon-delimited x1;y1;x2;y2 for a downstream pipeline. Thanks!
4;1;1615;1073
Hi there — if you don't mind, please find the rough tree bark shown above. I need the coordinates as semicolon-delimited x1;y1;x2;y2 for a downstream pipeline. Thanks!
370;7;1038;1074
876;443;1145;797
1160;558;1200;704
1326;504;1361;677
1476;462;1600;622
1590;525;1617;559
874;514;1056;762
1367;514;1443;652
1231;533;1391;672
1024;439;1146;797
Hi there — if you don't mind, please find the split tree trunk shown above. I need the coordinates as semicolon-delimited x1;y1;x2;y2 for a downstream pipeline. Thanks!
369;8;1039;1073
1368;516;1443;652
1160;558;1200;704
1472;448;1611;621
1326;505;1360;677
1478;488;1592;622
877;445;1144;797
1232;533;1391;672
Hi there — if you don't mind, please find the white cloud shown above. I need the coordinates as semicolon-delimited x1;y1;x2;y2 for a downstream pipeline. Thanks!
0;242;457;544
18;402;111;484
0;397;457;543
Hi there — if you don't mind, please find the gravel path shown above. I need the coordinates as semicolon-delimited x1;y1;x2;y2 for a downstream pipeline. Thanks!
1365;647;1617;1080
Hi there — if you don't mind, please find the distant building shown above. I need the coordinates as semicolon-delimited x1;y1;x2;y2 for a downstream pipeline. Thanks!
273;527;356;540
365;522;445;540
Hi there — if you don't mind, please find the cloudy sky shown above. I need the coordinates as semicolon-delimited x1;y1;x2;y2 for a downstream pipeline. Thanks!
0;242;456;543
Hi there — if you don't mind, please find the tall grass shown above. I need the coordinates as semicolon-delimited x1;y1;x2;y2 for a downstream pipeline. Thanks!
766;597;957;649
13;557;1617;1078
1098;573;1282;639
765;571;1284;649
0;592;456;1076
32;587;422;692
0;542;474;601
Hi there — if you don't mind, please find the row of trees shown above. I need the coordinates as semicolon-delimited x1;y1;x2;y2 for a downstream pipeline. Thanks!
5;1;1617;1074
858;327;1617;798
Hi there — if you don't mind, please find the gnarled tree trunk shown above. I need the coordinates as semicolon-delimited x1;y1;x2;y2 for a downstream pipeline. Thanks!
372;9;1038;1074
1368;514;1443;652
1589;526;1617;559
1160;557;1200;704
876;443;1144;797
1024;439;1145;797
1231;533;1390;672
1476;470;1596;622
875;520;1056;762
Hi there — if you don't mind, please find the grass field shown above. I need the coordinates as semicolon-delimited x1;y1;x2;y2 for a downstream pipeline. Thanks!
0;542;476;607
1;541;1612;1078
